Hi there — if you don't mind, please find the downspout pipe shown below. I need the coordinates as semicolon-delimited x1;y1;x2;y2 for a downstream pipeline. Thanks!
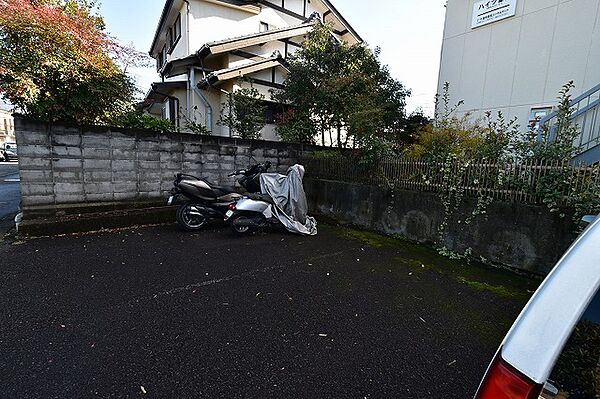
189;67;213;132
183;0;191;120
183;0;190;55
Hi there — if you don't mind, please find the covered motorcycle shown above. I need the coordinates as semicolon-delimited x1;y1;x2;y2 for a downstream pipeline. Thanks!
225;165;317;236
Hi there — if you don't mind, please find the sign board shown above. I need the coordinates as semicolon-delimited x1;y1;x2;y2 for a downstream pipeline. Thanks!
472;0;517;29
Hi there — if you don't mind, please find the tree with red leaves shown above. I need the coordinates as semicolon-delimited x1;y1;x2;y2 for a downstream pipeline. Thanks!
0;0;135;124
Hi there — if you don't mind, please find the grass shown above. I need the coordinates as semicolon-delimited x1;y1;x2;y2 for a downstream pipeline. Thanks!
324;225;540;303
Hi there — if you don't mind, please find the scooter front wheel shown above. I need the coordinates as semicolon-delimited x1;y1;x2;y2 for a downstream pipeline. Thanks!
176;202;208;231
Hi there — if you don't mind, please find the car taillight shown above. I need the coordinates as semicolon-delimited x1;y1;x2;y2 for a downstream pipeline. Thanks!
476;353;542;399
228;203;236;210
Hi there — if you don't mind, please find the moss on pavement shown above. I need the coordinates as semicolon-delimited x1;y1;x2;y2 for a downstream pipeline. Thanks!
324;225;540;303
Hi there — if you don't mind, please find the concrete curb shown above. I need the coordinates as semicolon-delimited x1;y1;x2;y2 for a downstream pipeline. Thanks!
18;206;179;237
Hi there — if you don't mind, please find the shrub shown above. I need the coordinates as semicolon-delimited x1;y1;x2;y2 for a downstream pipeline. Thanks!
219;87;267;140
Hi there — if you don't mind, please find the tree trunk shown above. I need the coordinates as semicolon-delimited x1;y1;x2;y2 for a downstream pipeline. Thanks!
344;128;351;149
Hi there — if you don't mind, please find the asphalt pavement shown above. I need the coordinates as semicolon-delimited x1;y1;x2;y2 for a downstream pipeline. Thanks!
0;224;537;398
0;162;20;233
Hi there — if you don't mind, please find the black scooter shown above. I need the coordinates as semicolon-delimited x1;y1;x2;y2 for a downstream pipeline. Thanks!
168;161;271;231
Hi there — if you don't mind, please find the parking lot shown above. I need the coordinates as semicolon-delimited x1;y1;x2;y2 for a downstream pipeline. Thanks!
0;161;20;233
0;223;538;398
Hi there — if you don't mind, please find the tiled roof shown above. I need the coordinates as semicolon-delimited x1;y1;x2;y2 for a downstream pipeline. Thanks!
197;20;317;58
198;54;288;87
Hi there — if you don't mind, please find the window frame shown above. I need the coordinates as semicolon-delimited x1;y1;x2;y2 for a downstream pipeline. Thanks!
168;14;182;54
529;106;553;134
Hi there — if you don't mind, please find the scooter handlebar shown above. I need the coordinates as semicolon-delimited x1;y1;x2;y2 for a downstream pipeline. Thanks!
229;170;246;177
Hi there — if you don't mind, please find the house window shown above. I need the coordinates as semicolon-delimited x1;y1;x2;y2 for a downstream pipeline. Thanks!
260;22;269;32
262;101;288;124
167;14;181;54
157;49;164;71
529;107;553;130
174;14;181;43
167;28;173;50
157;45;167;71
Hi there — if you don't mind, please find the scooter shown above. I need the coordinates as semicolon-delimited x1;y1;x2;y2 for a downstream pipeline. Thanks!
167;161;271;231
224;193;281;234
224;164;317;236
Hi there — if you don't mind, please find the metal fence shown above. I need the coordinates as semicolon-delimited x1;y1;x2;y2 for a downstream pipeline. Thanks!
302;156;600;205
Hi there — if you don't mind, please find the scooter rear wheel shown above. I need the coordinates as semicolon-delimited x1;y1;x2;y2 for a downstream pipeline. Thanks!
176;202;208;231
231;215;252;234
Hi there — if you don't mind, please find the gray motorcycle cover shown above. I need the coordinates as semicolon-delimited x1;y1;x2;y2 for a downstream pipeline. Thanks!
259;165;318;236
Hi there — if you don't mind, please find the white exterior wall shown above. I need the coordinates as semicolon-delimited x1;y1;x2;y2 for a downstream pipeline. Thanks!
149;0;359;140
438;0;600;130
0;110;15;143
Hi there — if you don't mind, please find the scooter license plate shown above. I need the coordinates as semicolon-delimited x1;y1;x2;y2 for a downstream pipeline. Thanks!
167;196;174;206
225;210;234;218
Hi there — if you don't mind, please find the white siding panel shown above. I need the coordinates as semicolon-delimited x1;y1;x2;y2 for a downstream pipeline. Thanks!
437;35;466;106
443;0;471;39
285;0;304;16
458;30;491;112
582;2;600;91
523;0;559;15
482;17;521;109
510;6;556;106
544;0;599;101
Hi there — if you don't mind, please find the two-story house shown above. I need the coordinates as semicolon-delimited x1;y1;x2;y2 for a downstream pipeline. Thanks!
142;0;361;140
0;104;15;144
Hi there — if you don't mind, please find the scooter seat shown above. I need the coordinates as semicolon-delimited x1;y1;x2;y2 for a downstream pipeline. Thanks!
210;184;240;196
247;193;275;205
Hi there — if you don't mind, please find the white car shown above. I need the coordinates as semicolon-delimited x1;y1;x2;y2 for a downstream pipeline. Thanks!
1;141;18;162
475;215;600;399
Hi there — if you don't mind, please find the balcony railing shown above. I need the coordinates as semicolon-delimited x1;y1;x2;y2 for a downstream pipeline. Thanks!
539;83;600;164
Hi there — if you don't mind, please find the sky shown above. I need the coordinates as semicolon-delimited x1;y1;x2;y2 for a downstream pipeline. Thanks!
98;0;447;116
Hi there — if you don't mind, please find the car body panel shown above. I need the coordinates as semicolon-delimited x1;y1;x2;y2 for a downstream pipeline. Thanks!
2;142;18;160
496;216;600;384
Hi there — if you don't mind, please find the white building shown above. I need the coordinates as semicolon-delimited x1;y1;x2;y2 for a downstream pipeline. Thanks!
0;104;15;144
438;0;600;163
143;0;361;140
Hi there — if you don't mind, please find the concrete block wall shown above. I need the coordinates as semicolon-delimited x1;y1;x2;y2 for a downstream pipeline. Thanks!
305;178;577;275
15;117;319;217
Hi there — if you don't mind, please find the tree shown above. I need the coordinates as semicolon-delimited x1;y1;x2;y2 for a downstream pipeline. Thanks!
275;108;317;144
219;87;267;140
399;110;430;147
0;0;134;124
273;23;409;149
